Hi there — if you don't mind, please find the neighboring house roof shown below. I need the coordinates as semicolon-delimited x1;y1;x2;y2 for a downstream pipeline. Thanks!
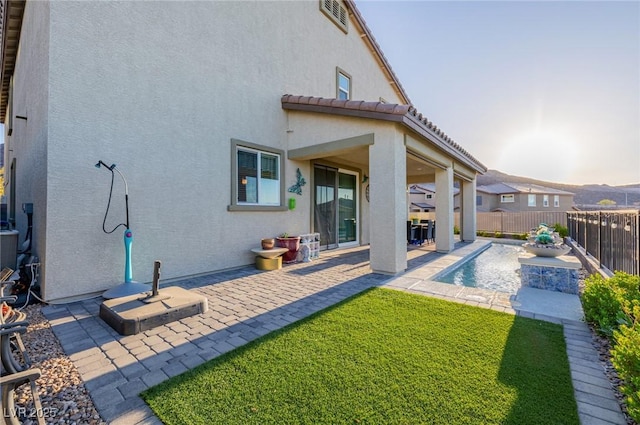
412;183;460;195
476;183;521;195
0;0;25;121
477;182;574;196
281;95;488;174
411;202;435;209
409;184;434;194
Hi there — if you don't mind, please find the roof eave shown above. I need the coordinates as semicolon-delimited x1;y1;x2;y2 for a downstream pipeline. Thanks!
344;0;411;105
0;0;26;123
282;95;487;174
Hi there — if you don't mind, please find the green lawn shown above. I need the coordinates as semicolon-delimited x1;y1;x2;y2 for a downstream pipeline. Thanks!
142;288;579;425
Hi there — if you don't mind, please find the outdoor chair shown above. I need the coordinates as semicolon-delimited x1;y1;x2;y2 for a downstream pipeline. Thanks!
407;221;418;244
425;220;434;244
0;367;45;425
0;294;31;374
0;318;31;374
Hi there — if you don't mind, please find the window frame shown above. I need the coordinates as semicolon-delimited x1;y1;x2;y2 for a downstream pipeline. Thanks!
543;194;549;207
500;194;515;203
425;194;433;200
336;67;351;100
528;194;536;207
553;195;560;207
228;139;287;211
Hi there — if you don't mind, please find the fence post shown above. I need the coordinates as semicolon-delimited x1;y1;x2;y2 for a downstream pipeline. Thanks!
598;211;602;269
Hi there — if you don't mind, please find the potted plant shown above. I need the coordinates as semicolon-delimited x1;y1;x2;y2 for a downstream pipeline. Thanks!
261;238;275;250
276;233;300;263
522;223;571;257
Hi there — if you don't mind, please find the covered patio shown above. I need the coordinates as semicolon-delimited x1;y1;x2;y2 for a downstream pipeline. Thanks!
282;95;487;276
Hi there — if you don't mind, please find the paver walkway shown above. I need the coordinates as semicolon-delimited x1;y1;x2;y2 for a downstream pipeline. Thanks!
42;242;628;424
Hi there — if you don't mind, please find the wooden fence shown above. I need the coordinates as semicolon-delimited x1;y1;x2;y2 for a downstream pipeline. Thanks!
410;211;568;234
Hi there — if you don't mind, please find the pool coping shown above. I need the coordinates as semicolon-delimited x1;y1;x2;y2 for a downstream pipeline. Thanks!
387;239;584;324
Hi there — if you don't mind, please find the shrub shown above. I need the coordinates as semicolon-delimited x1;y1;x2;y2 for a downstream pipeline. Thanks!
520;233;529;240
582;273;624;336
453;225;460;235
553;223;569;238
612;303;640;422
582;272;640;337
494;231;503;238
583;272;640;422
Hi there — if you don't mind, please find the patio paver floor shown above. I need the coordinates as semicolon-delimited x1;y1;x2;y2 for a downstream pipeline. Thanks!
41;241;627;424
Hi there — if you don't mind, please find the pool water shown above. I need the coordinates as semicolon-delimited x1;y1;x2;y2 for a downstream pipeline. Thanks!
435;243;525;293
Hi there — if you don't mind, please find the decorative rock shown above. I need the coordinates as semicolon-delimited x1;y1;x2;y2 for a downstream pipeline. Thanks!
11;304;107;425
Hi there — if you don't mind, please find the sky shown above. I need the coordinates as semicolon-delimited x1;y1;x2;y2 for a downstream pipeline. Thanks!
355;0;640;186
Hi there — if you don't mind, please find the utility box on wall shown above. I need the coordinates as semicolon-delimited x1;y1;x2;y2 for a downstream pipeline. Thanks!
0;230;19;270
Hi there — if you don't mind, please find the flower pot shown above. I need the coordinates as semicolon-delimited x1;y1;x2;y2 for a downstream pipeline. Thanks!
261;238;275;250
522;243;571;257
276;237;300;263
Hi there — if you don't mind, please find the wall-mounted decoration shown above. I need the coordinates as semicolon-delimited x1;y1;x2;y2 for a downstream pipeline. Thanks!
365;184;370;202
288;168;306;195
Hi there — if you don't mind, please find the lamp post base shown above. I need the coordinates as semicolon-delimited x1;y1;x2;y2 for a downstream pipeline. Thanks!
103;281;151;299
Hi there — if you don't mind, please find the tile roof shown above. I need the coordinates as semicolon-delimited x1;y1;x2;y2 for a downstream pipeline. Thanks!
411;202;435;209
281;95;487;174
412;183;460;195
477;182;574;196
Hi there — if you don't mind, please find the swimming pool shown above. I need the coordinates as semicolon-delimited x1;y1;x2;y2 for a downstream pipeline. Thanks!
435;243;524;293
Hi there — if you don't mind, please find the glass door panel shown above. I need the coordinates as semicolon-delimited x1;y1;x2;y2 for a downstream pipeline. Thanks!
314;165;337;249
338;172;357;244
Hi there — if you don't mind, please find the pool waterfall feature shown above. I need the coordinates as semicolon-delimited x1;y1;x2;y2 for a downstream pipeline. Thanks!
519;224;580;295
518;254;581;294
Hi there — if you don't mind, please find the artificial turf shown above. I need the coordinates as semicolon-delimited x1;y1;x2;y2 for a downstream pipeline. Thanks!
141;288;579;424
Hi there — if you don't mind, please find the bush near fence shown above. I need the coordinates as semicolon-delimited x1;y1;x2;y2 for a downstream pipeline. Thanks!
583;272;640;422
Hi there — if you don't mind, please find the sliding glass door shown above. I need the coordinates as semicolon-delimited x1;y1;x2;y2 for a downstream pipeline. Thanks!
313;165;358;249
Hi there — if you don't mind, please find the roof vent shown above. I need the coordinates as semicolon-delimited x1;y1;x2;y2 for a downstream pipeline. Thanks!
320;0;348;33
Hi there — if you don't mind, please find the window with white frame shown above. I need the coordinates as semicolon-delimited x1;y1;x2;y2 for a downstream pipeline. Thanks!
500;194;515;203
543;195;549;207
425;194;433;200
528;194;536;207
337;68;351;100
554;195;560;207
231;140;283;209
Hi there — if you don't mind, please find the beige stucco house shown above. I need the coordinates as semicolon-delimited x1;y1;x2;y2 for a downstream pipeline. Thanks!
476;183;574;212
1;0;486;302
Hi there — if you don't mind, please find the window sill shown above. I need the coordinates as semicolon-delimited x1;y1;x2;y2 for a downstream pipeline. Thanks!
227;205;289;212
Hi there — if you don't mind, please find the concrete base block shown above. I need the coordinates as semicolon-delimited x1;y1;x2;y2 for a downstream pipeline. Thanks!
100;286;208;335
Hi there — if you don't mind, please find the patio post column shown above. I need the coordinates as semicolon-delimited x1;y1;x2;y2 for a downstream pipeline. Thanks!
460;178;477;242
369;131;407;274
435;166;455;252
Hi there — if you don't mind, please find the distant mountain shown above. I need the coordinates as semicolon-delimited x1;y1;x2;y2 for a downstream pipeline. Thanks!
477;170;640;208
